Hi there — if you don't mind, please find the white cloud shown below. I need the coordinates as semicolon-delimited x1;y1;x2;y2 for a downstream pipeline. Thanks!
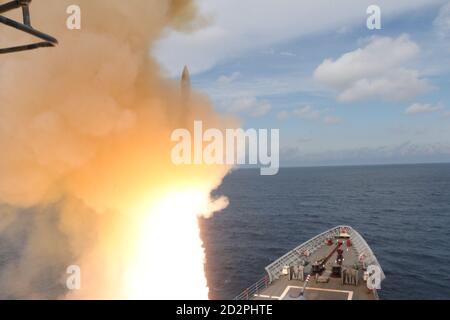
262;48;276;55
314;35;432;102
217;72;241;85
315;35;419;87
405;103;443;115
280;51;296;57
323;116;343;125
262;49;296;57
154;0;445;75
292;105;322;120
204;74;319;102
337;26;351;34
227;96;271;117
277;105;341;124
338;70;431;102
276;110;290;120
434;2;450;38
281;141;450;166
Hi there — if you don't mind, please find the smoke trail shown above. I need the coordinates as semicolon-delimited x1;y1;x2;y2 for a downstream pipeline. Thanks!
0;0;233;299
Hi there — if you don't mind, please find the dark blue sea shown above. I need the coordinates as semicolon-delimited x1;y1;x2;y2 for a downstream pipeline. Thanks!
200;163;450;300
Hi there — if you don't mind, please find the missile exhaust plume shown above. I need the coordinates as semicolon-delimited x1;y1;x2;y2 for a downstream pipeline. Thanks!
0;0;234;299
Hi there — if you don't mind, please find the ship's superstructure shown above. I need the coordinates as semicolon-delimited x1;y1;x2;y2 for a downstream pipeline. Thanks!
235;226;385;300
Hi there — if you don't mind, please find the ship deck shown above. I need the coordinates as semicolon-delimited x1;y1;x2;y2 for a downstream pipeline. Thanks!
235;226;384;300
253;242;375;300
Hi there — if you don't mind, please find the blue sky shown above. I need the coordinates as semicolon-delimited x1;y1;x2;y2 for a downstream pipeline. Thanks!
155;0;450;166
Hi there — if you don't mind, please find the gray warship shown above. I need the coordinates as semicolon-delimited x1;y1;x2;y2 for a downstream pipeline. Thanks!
235;226;385;300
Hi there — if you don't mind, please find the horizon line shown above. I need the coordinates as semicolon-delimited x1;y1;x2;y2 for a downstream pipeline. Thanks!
234;161;450;171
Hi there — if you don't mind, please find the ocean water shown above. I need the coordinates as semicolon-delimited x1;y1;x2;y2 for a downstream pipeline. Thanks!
200;163;450;300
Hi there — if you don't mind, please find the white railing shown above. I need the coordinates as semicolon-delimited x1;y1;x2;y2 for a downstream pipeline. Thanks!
234;275;270;300
265;225;385;282
265;226;342;282
234;225;385;300
347;227;386;281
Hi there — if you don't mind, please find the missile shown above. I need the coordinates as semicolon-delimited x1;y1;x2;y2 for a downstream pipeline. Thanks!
178;66;191;124
181;65;191;95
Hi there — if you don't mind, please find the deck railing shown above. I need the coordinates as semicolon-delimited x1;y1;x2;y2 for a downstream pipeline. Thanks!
234;226;385;300
264;226;342;282
234;275;270;300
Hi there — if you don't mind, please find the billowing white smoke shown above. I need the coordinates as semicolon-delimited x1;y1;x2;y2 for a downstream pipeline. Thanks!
0;0;233;299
